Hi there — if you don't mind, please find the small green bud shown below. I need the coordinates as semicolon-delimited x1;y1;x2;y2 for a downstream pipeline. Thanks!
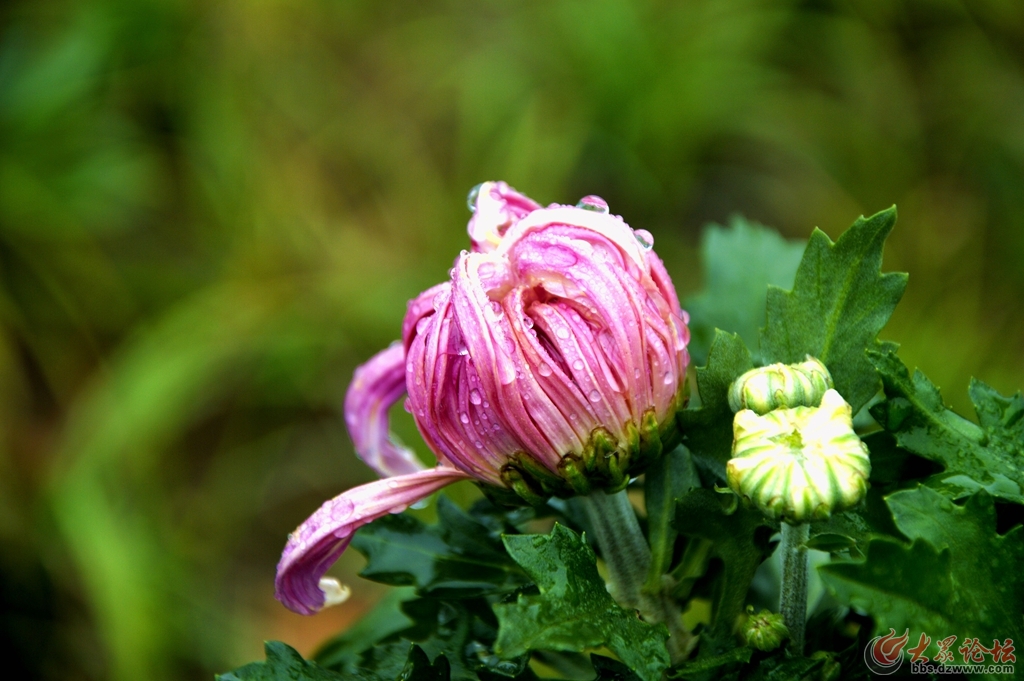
742;606;789;651
727;389;870;522
728;357;833;414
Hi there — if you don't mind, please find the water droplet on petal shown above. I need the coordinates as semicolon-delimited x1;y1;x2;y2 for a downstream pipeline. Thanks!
490;301;503;316
633;229;654;250
458;345;469;356
634;368;642;379
403;398;413;413
523;316;534;329
416;317;431;334
569;413;578;421
588;389;602;403
467;183;484;212
460;412;470;424
474;441;483;449
576;195;609;213
538;363;553;377
663;372;674;385
572;359;585;371
492;423;501;431
387;480;399;489
470;390;482;405
556;327;570;340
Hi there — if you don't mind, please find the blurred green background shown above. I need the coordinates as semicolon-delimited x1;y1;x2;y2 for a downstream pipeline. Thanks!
1;0;1023;679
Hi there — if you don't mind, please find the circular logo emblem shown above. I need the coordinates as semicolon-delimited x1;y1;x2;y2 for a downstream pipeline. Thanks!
864;628;909;675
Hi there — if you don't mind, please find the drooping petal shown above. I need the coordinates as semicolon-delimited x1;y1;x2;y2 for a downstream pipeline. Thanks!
275;466;472;614
468;181;541;253
344;343;425;478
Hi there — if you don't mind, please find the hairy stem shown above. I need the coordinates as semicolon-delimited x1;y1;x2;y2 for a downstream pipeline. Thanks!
574;490;691;661
779;522;809;653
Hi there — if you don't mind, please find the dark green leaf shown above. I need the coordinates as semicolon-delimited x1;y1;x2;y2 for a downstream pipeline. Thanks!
760;206;907;413
591;653;643;681
666;646;751;679
644;446;699;591
494;524;671;681
677;331;753;478
401;645;452;681
869;350;1024;504
315;587;415;671
352;496;527;596
673;489;772;653
218;641;350;681
685;216;805;365
820;488;1024;643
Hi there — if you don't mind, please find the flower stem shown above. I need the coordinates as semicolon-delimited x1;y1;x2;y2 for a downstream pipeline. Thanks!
575;489;651;609
574;490;691;661
779;522;809;653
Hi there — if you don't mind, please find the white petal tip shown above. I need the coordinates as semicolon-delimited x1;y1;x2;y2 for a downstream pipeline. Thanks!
318;578;351;608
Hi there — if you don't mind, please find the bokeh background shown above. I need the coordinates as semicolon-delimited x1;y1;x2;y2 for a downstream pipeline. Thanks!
1;1;1023;679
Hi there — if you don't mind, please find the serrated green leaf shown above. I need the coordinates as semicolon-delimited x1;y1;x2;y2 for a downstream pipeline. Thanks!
673;489;772;653
869;350;1024;504
494;524;671;681
684;216;805;365
677;331;753;477
820;488;1024;644
352;496;527;596
218;642;350;681
644;446;699;591
760;207;907;413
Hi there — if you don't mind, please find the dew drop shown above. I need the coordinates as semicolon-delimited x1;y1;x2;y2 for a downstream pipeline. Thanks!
663;372;674;385
538;363;553;377
483;401;490;408
556;327;571;340
633;229;654;250
458;345;469;356
576;195;609;213
475;441;483;449
493;423;501;431
460;412;470;424
403;398;413;413
490;301;503;316
569;413;578;421
588;389;602;403
523;316;534;329
572;359;585;371
416;317;431;334
470;390;482;405
467;183;484;212
634;368;642;379
387;480;399;489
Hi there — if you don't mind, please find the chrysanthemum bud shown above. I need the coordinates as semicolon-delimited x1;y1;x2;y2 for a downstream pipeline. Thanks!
275;182;691;615
726;389;870;522
742;606;789;651
727;357;833;414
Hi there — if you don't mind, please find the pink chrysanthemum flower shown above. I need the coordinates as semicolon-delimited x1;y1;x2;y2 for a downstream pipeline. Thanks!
275;182;690;615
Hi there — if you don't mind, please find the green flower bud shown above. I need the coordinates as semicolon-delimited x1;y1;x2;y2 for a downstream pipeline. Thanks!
728;357;833;414
727;389;870;522
742;606;789;651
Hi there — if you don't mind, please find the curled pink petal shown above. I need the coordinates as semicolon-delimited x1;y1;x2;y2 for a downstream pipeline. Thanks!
468;181;541;253
343;343;424;478
275;466;472;614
